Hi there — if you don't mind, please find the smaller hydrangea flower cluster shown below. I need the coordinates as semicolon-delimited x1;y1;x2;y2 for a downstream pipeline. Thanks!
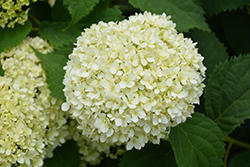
0;0;39;28
43;96;70;158
63;11;206;150
68;120;125;167
0;37;69;166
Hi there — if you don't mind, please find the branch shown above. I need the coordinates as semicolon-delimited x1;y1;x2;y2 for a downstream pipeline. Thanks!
224;135;250;150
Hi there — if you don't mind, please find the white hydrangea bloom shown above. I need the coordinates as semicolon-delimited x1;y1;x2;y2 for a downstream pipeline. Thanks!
68;120;125;167
63;11;206;150
0;37;69;166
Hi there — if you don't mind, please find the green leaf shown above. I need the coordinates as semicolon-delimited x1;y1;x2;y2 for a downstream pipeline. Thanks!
228;151;250;167
119;140;177;167
0;62;4;76
205;54;250;135
128;0;210;32
169;112;225;167
187;29;228;77
51;0;71;22
201;0;250;16
32;48;68;100
0;20;32;53
80;0;125;27
44;140;81;167
53;43;75;59
63;0;100;29
220;9;250;55
39;21;82;48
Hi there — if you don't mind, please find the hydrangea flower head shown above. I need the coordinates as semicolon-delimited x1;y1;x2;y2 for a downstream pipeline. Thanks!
63;11;206;150
0;37;69;166
0;0;39;28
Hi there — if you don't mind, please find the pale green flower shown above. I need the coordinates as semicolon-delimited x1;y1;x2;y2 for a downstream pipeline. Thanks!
0;0;40;28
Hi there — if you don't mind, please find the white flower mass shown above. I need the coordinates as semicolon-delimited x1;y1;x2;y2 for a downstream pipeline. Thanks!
63;11;206;150
0;37;69;166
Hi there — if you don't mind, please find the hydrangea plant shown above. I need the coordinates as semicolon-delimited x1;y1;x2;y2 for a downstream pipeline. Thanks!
0;0;250;167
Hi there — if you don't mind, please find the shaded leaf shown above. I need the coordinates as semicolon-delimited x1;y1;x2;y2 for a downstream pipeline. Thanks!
33;48;68;100
0;20;32;53
51;0;71;22
228;151;250;167
187;29;228;78
231;119;250;144
80;0;125;26
128;0;210;32
119;140;177;167
201;0;250;16
29;1;51;22
169;113;225;167
93;157;120;167
39;21;82;48
220;9;250;55
0;62;4;76
63;0;100;29
205;54;250;134
53;43;75;59
44;140;81;167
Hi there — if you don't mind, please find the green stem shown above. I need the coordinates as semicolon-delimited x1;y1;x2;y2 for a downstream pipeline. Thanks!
224;136;250;150
28;14;41;26
31;27;39;31
223;141;233;167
